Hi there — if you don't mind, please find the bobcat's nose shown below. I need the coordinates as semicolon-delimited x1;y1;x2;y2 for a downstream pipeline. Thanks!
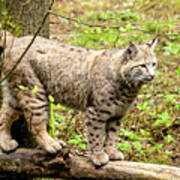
146;74;154;81
150;74;155;79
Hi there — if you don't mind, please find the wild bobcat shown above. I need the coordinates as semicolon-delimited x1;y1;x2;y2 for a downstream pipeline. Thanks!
0;32;158;166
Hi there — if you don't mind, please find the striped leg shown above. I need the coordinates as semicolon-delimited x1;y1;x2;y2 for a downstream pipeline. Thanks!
13;83;66;153
105;116;124;160
0;82;20;152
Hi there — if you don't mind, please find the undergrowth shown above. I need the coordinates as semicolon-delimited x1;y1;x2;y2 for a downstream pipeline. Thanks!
1;0;179;170
50;0;180;167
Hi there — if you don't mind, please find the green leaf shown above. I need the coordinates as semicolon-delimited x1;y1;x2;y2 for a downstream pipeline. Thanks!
140;129;151;136
137;101;150;111
96;10;114;21
95;27;101;33
59;104;69;111
54;114;64;122
118;141;132;152
68;139;79;144
154;111;172;127
164;135;174;144
48;95;54;103
175;103;180;110
176;66;180;78
132;141;142;151
152;144;163;151
18;85;29;91
164;150;173;156
31;85;39;94
79;144;87;150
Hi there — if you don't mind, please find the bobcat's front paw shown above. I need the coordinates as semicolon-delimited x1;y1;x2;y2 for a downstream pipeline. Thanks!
0;139;18;153
36;132;66;154
90;151;109;167
45;139;66;154
106;148;124;160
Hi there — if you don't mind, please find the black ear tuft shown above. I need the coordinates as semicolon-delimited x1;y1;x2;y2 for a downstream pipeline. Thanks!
124;43;138;60
147;36;158;50
0;46;4;55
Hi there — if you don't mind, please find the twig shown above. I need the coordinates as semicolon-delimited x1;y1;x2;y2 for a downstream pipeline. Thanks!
0;0;55;84
172;112;179;124
49;11;180;37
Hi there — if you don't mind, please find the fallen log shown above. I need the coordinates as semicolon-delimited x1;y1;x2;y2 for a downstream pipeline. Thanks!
0;148;179;180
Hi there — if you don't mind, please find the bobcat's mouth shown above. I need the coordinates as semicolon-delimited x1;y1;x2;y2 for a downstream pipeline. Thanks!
130;74;154;84
143;75;154;82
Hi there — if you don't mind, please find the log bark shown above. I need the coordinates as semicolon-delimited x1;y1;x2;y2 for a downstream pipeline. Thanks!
0;148;179;180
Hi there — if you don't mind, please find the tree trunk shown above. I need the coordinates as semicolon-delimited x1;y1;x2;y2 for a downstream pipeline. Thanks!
0;148;179;180
7;0;49;38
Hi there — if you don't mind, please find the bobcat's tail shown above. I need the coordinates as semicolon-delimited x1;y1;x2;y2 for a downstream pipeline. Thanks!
0;30;14;54
0;45;4;78
0;46;4;55
0;31;14;64
0;45;4;74
0;31;6;69
0;30;5;57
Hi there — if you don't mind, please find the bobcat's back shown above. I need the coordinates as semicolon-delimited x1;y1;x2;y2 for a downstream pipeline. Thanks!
3;36;113;110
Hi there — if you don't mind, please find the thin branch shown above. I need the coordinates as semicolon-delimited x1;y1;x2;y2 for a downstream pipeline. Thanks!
50;11;120;29
0;0;55;84
49;11;180;37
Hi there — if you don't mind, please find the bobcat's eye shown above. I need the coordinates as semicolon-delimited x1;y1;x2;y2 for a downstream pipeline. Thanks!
140;64;146;68
152;62;156;67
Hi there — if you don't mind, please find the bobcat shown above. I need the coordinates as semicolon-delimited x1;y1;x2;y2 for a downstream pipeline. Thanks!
0;32;158;166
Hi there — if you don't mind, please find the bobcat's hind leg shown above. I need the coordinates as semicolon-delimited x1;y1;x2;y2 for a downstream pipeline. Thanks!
15;86;66;153
0;82;20;152
105;116;124;160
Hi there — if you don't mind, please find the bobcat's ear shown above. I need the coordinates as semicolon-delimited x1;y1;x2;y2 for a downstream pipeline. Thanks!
147;37;158;50
123;43;138;60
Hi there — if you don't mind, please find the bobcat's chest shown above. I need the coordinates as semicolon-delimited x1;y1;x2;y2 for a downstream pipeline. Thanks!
114;100;134;117
114;89;138;117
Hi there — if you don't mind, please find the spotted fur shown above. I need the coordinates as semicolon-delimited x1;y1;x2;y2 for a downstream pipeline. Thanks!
0;33;158;166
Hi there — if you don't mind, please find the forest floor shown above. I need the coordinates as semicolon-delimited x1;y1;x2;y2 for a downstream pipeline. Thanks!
49;0;180;167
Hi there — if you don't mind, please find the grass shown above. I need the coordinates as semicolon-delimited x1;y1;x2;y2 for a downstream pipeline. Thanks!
49;0;180;167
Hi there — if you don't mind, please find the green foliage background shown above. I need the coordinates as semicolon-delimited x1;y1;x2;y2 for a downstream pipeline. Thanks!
0;0;180;174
